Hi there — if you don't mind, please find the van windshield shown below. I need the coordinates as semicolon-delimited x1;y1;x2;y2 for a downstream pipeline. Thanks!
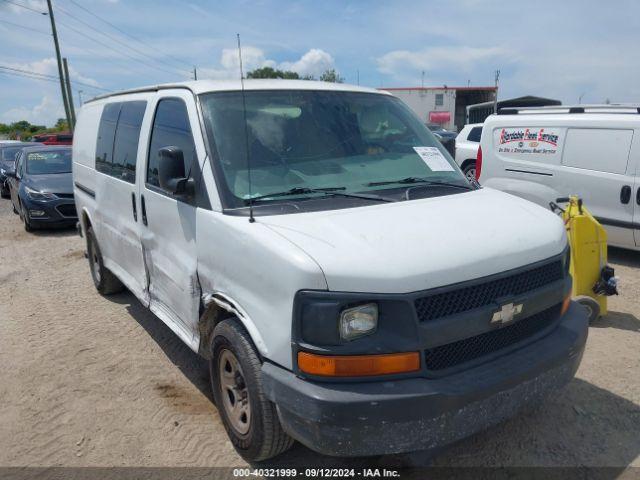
199;90;468;209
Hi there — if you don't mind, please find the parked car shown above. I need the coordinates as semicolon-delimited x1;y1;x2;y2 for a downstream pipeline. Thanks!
7;145;76;231
0;142;34;198
479;104;640;251
32;132;73;145
73;80;587;461
426;122;456;156
455;123;483;179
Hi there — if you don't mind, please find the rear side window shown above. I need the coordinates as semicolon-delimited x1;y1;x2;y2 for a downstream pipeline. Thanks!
562;128;633;174
96;102;120;175
146;98;197;189
467;126;482;142
95;101;147;183
112;101;146;183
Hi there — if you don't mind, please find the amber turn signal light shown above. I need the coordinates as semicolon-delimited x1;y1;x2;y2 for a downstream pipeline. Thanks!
297;351;420;377
561;294;572;316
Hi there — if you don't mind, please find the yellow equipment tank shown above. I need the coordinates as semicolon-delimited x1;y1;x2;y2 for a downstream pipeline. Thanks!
551;196;617;322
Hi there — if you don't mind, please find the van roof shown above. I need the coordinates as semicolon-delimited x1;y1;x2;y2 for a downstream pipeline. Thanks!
86;79;389;104
498;104;640;116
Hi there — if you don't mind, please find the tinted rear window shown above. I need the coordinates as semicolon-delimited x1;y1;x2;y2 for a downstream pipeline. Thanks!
112;101;146;183
467;126;482;142
96;103;120;175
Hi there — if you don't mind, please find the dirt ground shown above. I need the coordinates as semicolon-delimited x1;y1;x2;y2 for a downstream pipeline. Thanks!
0;198;638;471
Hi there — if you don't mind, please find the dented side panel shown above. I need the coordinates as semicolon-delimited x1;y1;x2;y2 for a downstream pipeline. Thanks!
196;209;328;368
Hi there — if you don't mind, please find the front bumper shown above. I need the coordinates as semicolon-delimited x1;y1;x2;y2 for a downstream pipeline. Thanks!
262;302;588;457
22;196;77;227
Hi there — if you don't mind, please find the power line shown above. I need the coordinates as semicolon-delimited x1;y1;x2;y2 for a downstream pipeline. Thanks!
64;0;193;69
0;65;111;92
56;17;188;78
55;2;190;76
0;18;50;34
0;0;47;15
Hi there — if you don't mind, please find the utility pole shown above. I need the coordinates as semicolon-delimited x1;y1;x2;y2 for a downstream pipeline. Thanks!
63;57;76;128
193;66;197;80
46;0;72;132
493;69;500;114
356;69;359;86
78;90;84;106
421;70;425;89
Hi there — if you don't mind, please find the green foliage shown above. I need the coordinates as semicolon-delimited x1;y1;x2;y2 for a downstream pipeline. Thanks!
0;118;68;141
246;67;300;79
319;69;344;83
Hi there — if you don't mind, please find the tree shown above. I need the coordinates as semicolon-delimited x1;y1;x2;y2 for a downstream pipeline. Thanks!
54;118;68;131
319;69;344;83
247;67;300;79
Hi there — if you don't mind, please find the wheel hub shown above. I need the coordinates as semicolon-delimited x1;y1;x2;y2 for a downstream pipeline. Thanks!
219;349;251;436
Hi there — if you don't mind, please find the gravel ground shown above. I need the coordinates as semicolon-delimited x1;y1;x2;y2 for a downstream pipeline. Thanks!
0;198;638;471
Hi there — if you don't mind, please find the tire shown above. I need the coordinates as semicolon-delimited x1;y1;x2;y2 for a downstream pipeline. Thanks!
576;295;601;323
210;319;294;462
20;201;34;232
12;202;18;214
462;161;477;181
86;227;124;295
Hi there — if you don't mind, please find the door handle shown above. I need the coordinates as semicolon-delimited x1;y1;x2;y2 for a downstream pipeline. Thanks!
131;192;137;222
141;194;148;226
620;185;631;204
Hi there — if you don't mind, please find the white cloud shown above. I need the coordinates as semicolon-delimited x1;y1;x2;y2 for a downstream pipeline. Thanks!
376;46;508;78
8;58;100;88
200;47;335;80
279;49;335;78
1;96;65;126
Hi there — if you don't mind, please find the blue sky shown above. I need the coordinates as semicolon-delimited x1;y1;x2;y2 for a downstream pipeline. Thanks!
1;0;639;126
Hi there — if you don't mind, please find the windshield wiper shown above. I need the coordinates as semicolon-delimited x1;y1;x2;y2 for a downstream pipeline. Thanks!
366;177;474;190
245;187;394;204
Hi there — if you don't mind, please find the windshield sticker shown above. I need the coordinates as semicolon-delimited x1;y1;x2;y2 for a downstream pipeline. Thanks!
413;147;455;171
496;128;562;155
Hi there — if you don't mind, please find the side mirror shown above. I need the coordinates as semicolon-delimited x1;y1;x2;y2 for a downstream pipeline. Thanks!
158;146;194;196
3;168;16;179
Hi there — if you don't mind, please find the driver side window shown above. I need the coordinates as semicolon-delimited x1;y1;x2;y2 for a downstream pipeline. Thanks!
146;98;197;190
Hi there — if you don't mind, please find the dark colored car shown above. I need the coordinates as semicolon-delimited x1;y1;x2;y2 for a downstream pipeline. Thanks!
7;145;76;231
0;142;34;198
32;132;73;145
427;123;457;157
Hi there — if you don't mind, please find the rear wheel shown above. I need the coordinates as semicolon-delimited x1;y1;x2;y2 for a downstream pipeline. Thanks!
210;319;294;462
86;227;124;295
462;161;477;181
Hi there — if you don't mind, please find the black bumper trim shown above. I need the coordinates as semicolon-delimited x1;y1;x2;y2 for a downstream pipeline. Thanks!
262;302;588;457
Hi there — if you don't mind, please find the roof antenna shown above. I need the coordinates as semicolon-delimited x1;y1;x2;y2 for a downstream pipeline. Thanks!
237;33;255;223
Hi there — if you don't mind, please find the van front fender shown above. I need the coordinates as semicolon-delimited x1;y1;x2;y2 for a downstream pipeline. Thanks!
483;178;561;210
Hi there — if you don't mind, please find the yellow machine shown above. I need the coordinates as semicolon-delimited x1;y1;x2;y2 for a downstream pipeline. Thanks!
550;196;617;322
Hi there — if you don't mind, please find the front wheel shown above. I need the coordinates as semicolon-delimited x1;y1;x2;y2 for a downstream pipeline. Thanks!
210;319;294;462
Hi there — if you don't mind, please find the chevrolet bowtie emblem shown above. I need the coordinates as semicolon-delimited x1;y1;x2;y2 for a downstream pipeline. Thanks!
491;302;523;325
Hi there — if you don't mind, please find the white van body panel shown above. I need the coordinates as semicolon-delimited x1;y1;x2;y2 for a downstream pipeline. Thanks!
480;110;640;250
262;188;566;294
196;210;327;367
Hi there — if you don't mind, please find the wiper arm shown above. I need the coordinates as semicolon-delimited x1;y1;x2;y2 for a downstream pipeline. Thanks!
367;177;474;190
245;187;394;204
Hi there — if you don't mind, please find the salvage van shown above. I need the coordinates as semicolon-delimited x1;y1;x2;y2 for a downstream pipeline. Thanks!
478;105;640;251
72;80;588;461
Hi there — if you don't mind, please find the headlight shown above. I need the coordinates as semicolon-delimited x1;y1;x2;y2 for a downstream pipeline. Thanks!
25;186;57;201
339;303;378;341
0;168;6;176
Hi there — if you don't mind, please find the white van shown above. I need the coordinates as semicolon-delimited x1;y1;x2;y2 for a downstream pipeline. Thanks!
72;80;587;461
478;105;640;250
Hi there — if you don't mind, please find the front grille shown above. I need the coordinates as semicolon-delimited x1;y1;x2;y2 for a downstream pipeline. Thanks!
423;303;561;372
415;260;563;322
56;203;77;217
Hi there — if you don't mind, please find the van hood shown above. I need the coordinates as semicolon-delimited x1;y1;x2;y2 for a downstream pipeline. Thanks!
261;188;566;293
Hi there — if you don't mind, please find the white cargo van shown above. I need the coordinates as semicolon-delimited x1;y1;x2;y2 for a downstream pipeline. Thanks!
478;105;640;250
72;80;587;461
